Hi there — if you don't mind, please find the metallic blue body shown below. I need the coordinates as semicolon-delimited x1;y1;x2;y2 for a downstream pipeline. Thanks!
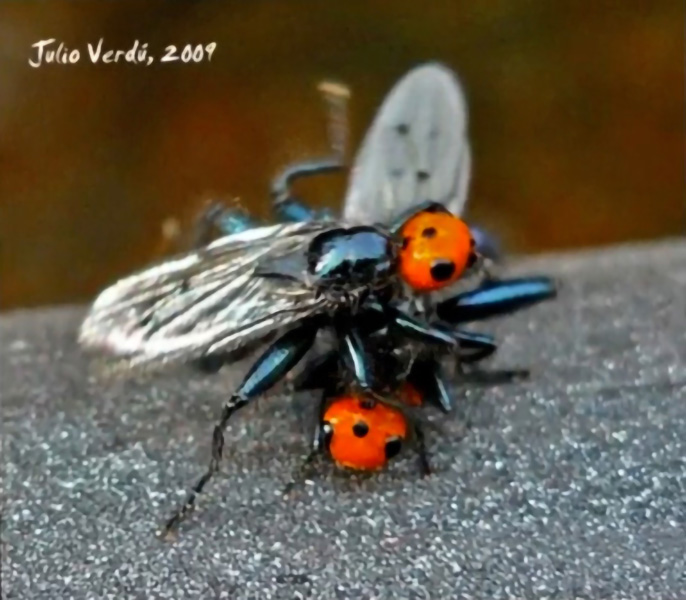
236;323;317;399
436;277;557;324
307;226;395;286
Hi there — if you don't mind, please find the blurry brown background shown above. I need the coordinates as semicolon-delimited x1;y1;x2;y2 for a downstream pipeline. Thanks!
0;1;683;310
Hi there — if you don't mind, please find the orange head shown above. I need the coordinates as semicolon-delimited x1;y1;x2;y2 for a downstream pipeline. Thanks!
323;395;408;471
397;210;476;292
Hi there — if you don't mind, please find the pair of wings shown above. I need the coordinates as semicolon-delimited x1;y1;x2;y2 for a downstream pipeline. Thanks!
79;62;473;375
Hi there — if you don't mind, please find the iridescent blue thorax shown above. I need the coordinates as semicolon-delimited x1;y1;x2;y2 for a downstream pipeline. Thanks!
307;226;397;287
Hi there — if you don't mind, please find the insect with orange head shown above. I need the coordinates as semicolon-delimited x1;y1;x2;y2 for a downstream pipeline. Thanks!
79;63;557;538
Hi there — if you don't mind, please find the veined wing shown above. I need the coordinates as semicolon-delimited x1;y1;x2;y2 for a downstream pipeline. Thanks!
78;221;332;375
343;62;471;225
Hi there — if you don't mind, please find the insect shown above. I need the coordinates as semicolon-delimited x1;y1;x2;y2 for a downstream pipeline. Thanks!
78;63;557;536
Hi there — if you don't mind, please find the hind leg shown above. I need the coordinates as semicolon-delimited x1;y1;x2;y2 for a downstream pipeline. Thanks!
162;322;319;536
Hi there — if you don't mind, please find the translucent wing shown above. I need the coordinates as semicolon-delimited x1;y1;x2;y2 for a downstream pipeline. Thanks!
78;221;332;375
343;62;471;225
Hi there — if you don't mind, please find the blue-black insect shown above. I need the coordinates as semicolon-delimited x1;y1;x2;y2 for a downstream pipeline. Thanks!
79;63;557;535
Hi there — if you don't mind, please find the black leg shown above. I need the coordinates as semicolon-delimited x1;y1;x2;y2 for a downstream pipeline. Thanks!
436;276;557;324
382;304;457;348
282;391;331;496
458;366;530;385
407;358;453;414
291;349;340;392
339;328;374;391
452;329;498;363
271;81;349;223
272;160;342;222
413;421;432;476
162;322;318;537
391;311;457;347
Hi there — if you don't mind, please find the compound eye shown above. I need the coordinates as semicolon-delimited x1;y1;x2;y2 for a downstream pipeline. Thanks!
384;436;403;460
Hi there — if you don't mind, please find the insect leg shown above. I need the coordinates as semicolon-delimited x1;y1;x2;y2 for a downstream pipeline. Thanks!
163;322;318;536
436;276;557;324
460;367;530;384
339;328;374;391
382;304;458;349
271;81;350;223
407;358;453;414
453;330;498;363
213;209;260;236
271;160;341;223
436;323;531;384
192;202;260;247
413;421;432;476
282;391;331;496
291;349;340;392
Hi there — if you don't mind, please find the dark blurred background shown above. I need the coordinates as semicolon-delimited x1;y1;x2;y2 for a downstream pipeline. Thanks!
0;1;683;310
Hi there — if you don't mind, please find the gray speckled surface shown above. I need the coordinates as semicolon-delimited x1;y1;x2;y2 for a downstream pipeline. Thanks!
3;239;686;599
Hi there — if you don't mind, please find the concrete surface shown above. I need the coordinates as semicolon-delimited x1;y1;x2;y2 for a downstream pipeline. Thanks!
2;239;686;599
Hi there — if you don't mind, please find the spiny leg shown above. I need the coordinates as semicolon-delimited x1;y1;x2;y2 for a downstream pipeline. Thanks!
271;81;350;223
162;322;318;537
